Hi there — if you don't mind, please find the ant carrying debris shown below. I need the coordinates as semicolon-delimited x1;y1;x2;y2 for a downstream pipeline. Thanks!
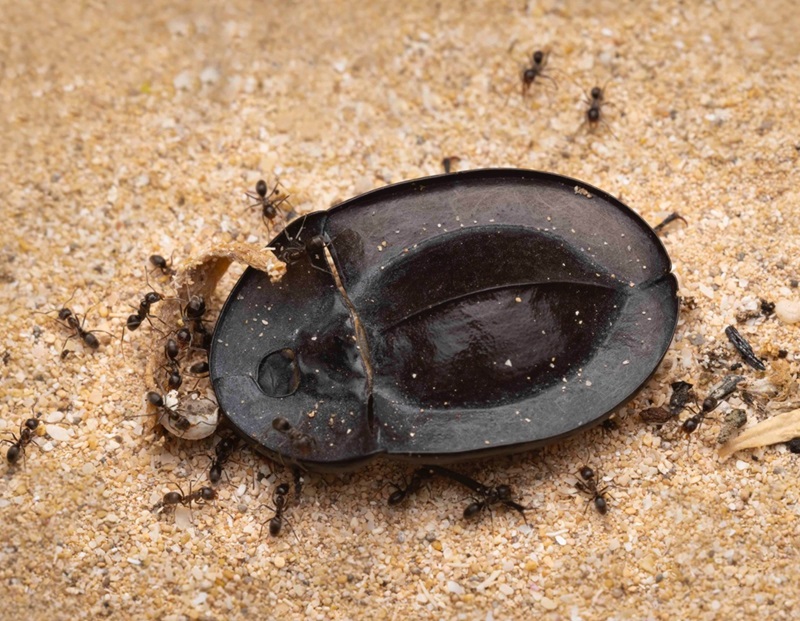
3;415;41;466
246;179;290;229
272;417;314;452
575;465;609;514
520;50;556;97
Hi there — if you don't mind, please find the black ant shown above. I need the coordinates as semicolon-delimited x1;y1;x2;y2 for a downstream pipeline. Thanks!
152;482;216;513
682;375;744;435
388;465;528;522
271;215;329;272
122;277;166;344
575;83;617;138
246;179;289;228
209;435;239;484
575;466;609;514
463;483;528;522
272;416;315;452
146;390;192;432
260;482;297;539
388;467;434;505
35;293;109;355
149;253;176;277
520;50;556;97
3;416;41;466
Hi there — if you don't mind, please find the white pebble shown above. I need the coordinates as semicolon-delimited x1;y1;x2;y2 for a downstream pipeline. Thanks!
446;580;465;595
200;66;220;85
735;460;748;471
775;299;800;324
46;424;71;442
173;71;194;91
45;410;65;424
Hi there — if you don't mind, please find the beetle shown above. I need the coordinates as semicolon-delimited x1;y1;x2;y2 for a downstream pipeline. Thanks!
209;169;679;472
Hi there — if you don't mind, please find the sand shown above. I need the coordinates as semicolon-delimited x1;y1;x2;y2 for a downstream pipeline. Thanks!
2;0;800;619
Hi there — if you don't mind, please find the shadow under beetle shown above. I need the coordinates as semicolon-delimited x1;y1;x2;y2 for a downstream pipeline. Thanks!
209;169;679;473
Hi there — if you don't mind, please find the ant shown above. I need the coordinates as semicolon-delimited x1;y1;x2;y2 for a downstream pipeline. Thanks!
122;277;166;343
3;416;41;466
575;466;609;514
149;253;176;277
388;465;528;522
246;179;290;228
270;215;330;273
146;390;192;432
35;293;108;355
463;483;528;522
209;435;238;484
682;375;744;435
388;467;434;505
260;482;297;539
520;50;556;97
152;482;216;513
574;82;617;138
272;417;315;452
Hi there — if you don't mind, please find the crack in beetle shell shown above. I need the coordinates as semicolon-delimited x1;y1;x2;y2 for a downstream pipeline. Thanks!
209;169;679;471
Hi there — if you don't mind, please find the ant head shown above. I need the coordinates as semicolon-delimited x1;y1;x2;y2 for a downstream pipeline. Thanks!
272;417;293;433
495;484;512;500
682;417;699;434
256;179;268;198
185;295;206;320
58;308;73;321
533;50;544;64
590;86;602;100
579;465;595;480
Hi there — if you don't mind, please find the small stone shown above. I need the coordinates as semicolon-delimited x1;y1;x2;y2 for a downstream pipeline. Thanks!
541;597;557;610
431;540;442;551
775;299;800;324
200;66;220;85
273;556;286;569
46;424;71;442
446;580;465;595
173;71;194;91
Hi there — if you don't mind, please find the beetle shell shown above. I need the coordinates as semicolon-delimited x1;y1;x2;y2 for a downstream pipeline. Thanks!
210;169;679;471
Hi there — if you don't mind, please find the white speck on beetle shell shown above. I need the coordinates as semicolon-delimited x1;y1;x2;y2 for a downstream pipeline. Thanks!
505;359;512;367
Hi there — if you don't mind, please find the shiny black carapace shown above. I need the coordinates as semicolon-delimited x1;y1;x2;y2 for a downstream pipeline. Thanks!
210;169;679;471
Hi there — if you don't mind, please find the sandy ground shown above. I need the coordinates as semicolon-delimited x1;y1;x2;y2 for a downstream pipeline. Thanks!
2;0;800;619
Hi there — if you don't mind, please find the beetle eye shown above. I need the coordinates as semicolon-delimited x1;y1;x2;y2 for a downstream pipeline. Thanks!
257;348;301;397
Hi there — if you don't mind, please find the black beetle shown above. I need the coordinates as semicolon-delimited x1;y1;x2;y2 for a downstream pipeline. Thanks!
210;169;679;471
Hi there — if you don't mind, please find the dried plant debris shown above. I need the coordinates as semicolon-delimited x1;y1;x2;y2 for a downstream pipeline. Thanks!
724;326;766;371
718;408;800;459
